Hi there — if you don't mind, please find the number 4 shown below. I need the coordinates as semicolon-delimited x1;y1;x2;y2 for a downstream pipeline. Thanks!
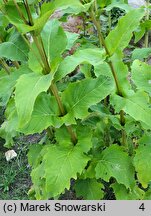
139;203;145;211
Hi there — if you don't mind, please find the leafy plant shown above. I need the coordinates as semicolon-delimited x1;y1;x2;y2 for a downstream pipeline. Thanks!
0;0;151;200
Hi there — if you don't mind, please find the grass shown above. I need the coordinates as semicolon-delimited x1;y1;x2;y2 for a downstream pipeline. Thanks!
0;138;31;200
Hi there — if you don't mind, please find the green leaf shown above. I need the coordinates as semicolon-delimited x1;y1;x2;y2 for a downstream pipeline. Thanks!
41;0;92;17
65;31;79;50
110;51;131;94
42;19;67;64
134;22;146;43
2;3;28;26
74;178;104;200
0;66;32;106
131;60;151;95
97;0;111;8
0;99;18;148
0;42;28;61
132;48;151;61
95;145;135;189
55;125;73;148
15;73;53;127
28;43;43;74
133;142;151;188
55;125;92;152
143;187;151;200
94;62;112;78
55;48;106;81
28;144;43;168
7;30;29;57
139;135;151;146
82;161;97;179
105;8;145;55
111;91;151;128
15;0;91;34
31;145;90;198
20;93;62;134
76;125;92;153
105;2;131;12
0;70;17;106
61;75;115;124
112;183;144;200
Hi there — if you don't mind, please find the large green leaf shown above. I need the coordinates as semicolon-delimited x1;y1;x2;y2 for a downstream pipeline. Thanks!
105;2;131;12
132;48;151;61
40;0;92;21
41;19;67;64
0;99;18;148
76;125;92;153
20;93;62;134
0;66;32;106
65;31;79;50
28;144;43;168
61;75;115;124
74;178;104;200
133;137;151;188
0;42;28;61
55;125;92;152
95;145;135;189
143;187;151;200
111;91;151;128
55;48;106;81
7;30;29;57
105;8;145;55
15;73;53;127
112;183;144;200
31;145;90;198
131;60;151;95
28;43;44;74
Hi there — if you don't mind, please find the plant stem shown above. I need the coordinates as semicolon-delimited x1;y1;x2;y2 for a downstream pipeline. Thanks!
50;83;77;145
23;0;34;26
108;11;112;34
20;33;45;69
22;0;48;72
144;0;150;48
11;0;45;69
32;35;50;74
0;59;10;74
121;129;127;146
12;61;20;69
66;125;77;145
46;127;54;141
90;5;126;145
50;82;66;115
12;0;28;25
22;2;77;145
90;9;122;95
120;110;125;126
35;37;77;144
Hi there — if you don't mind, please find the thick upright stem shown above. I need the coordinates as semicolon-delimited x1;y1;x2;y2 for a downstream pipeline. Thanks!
23;0;34;26
20;33;45;69
50;82;66;115
90;9;122;95
0;59;10;74
145;0;150;48
12;61;20;69
12;0;28;24
108;11;112;34
23;1;78;144
90;6;126;145
32;35;50;74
